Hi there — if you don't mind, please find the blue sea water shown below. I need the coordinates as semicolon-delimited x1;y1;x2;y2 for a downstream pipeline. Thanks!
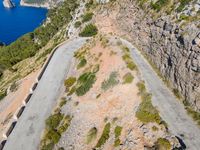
0;0;47;45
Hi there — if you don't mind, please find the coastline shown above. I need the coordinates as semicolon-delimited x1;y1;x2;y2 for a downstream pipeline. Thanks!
20;0;50;9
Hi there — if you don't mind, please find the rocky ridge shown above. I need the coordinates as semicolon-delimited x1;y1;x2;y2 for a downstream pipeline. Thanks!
114;0;200;111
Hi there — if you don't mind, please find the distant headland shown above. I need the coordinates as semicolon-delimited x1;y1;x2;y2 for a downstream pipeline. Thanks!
3;0;15;8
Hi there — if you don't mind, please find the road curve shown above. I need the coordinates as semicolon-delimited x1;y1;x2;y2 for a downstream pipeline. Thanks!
121;38;200;150
3;38;88;150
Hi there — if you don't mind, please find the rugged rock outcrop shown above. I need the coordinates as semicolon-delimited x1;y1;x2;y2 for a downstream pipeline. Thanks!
116;0;200;110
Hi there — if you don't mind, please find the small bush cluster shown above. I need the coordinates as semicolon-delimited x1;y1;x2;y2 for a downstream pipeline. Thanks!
101;72;119;91
82;12;94;22
155;138;171;150
64;77;76;90
74;21;81;28
123;72;134;84
75;72;96;96
95;123;111;148
79;24;98;37
114;126;122;147
41;113;72;150
136;81;162;124
87;127;98;144
59;98;67;108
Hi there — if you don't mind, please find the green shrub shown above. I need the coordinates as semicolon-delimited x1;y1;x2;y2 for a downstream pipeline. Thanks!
95;123;111;148
82;12;94;22
122;53;137;71
58;115;72;134
41;142;54;150
114;126;122;147
74;21;81;28
85;0;94;9
67;86;76;96
136;81;146;95
46;129;61;144
176;0;192;12
155;138;171;150
127;61;137;70
64;77;76;89
0;90;6;101
75;72;96;96
136;81;162;124
150;0;169;11
87;127;98;144
45;113;64;129
123;73;134;84
101;72;119;91
79;24;98;37
77;58;87;69
173;88;181;99
185;106;200;125
136;94;161;124
59;98;67;108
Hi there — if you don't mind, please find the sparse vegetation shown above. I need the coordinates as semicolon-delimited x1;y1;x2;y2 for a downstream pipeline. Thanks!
79;24;98;37
64;77;76;90
101;71;119;91
176;0;192;12
82;12;94;22
75;72;96;96
114;126;122;147
136;81;162;124
85;0;95;10
123;72;134;84
74;21;81;28
122;47;137;71
150;0;169;11
95;123;111;148
87;127;98;144
155;138;171;150
185;106;200;126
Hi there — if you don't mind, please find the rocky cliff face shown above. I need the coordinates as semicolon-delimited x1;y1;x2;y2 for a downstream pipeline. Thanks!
115;0;200;110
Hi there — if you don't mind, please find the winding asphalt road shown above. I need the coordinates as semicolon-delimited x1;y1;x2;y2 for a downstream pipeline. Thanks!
3;38;87;150
121;38;200;150
3;37;200;150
